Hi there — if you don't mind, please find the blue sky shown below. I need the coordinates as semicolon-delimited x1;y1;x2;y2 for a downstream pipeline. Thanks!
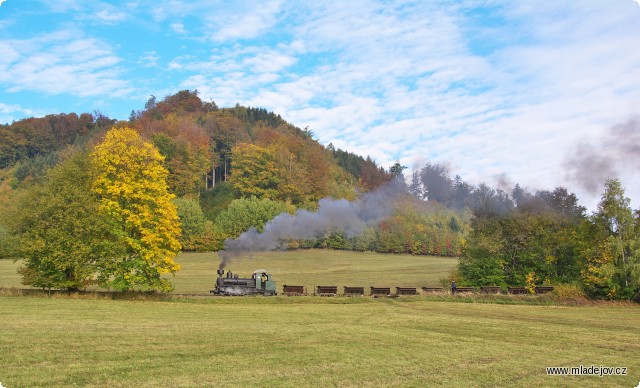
1;0;639;209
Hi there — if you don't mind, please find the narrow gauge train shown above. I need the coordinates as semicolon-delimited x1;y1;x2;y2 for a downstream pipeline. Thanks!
211;269;556;296
211;269;277;296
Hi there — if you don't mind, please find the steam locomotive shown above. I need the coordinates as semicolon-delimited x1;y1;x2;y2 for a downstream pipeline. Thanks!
211;269;277;296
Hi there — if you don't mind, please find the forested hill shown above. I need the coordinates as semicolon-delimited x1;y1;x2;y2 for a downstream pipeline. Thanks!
0;89;468;259
0;90;389;198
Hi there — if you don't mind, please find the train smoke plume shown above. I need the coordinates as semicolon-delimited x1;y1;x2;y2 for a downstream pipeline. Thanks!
564;117;640;194
218;181;404;269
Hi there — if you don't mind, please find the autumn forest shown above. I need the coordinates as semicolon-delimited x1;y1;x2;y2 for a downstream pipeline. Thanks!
0;90;638;300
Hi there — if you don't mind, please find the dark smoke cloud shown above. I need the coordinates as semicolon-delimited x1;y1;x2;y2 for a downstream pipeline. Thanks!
218;181;405;269
493;173;514;194
564;143;616;194
564;116;640;194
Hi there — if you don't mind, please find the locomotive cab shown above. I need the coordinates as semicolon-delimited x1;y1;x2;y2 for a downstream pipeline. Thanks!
253;270;276;295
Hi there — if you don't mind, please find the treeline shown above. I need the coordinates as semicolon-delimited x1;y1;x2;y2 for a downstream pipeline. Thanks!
463;180;640;300
408;162;640;300
0;112;116;179
203;193;468;257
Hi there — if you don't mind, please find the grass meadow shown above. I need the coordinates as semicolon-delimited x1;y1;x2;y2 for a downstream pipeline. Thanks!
169;250;458;294
1;250;639;387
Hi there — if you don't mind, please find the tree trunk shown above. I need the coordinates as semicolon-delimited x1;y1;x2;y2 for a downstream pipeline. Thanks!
211;160;215;189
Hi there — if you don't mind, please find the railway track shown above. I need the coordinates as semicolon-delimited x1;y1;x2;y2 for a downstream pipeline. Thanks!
2;286;555;298
172;293;216;297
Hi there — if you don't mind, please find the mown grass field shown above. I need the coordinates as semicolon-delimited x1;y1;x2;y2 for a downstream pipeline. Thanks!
1;250;639;387
1;295;638;387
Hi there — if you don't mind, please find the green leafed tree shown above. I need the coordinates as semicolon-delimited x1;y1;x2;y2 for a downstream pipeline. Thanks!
351;226;377;252
91;126;182;292
200;181;238;221
583;179;640;299
174;197;221;251
13;152;122;291
457;216;507;287
0;224;19;260
215;197;294;240
458;208;586;288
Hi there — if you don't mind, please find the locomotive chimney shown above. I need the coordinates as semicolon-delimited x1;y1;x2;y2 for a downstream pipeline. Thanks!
217;269;224;277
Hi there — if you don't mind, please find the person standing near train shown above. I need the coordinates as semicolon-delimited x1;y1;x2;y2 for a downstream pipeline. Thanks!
451;280;457;294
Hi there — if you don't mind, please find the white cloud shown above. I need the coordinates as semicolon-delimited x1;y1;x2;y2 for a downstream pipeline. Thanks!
206;0;283;41
0;29;131;97
149;0;201;22
0;102;37;123
167;60;182;70
171;44;300;110
242;50;296;73
0;102;20;113
42;0;82;12
138;51;159;67
38;0;129;24
171;23;186;34
94;8;128;24
145;0;284;41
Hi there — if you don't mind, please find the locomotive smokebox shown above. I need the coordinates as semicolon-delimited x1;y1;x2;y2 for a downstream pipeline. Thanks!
217;269;225;277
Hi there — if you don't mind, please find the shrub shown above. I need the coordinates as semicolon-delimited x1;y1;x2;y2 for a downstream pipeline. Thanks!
548;283;589;304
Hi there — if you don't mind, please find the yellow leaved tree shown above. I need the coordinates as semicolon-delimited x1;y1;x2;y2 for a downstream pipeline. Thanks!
229;143;281;200
92;126;181;291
